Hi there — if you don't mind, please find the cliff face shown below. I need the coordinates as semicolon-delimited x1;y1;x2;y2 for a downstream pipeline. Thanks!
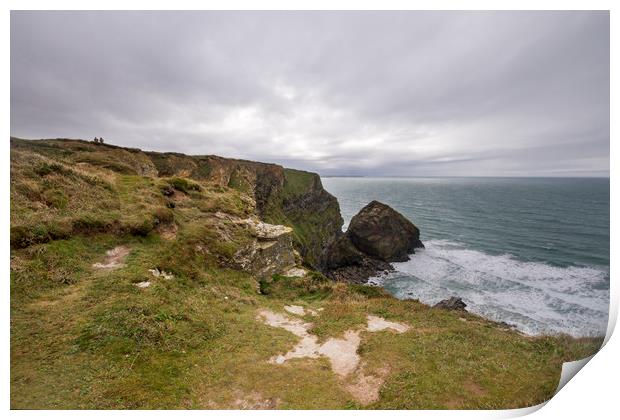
261;169;343;269
146;149;344;269
10;138;343;269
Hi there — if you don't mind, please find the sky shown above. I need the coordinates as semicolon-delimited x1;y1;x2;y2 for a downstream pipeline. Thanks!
11;11;609;177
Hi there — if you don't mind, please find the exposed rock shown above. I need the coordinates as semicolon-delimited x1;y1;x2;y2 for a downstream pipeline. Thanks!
322;201;423;283
232;218;296;279
148;268;174;280
434;297;467;311
12;139;343;270
243;218;293;240
92;246;131;270
135;281;151;288
322;234;392;283
274;169;344;268
284;305;318;316
494;321;517;330
283;267;308;277
284;305;307;316
347;200;424;262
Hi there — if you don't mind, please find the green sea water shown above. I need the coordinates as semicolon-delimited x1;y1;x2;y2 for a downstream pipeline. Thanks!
322;177;610;337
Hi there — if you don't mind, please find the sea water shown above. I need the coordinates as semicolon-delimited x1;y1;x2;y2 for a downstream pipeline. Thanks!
321;177;610;337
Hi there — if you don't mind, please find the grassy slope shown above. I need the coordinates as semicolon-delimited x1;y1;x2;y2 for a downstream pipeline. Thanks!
10;139;603;409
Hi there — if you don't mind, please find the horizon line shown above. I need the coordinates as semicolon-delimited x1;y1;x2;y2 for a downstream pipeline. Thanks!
320;175;610;179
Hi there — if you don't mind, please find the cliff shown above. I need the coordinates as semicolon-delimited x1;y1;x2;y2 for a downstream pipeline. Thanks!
10;137;343;270
10;137;602;409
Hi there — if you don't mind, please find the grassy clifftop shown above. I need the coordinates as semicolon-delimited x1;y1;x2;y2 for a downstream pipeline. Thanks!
10;138;602;409
10;137;343;268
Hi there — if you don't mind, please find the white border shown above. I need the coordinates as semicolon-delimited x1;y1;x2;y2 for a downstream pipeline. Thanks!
3;1;616;419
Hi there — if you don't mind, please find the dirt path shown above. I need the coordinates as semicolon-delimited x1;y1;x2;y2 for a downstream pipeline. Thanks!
257;307;410;404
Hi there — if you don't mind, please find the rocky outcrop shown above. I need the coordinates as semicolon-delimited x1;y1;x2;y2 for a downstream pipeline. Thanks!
146;151;343;269
266;169;343;268
9;138;346;275
232;218;297;279
322;201;424;283
348;201;424;262
434;297;467;311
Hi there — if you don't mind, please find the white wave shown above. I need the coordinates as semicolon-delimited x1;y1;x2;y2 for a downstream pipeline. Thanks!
375;239;609;337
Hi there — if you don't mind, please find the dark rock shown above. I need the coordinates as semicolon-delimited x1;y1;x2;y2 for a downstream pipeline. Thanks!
433;297;467;311
347;200;424;262
321;200;423;283
161;185;175;197
495;321;517;330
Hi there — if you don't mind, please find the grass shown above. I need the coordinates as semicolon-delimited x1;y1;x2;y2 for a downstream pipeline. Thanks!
10;234;602;409
10;138;604;409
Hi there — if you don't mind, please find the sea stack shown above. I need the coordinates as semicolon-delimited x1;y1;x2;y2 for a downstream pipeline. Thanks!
322;200;424;283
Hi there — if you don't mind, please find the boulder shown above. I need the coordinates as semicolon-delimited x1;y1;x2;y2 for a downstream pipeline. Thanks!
347;201;424;262
433;297;467;311
322;201;424;283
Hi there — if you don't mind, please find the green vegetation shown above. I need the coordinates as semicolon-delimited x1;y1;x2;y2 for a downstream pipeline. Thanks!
263;168;343;268
167;177;202;194
10;138;603;409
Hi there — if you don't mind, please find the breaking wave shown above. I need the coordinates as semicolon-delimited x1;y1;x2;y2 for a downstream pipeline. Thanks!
370;239;609;337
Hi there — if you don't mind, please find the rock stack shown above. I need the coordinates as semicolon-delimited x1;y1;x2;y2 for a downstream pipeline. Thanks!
322;200;424;283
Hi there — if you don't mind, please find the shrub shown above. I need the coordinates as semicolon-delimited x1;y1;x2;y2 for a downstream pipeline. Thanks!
152;207;174;224
42;189;68;209
72;215;108;233
34;162;64;177
128;216;154;236
168;177;201;194
11;225;49;248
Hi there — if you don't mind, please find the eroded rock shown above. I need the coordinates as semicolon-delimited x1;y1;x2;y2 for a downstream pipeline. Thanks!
149;268;174;280
233;218;296;279
283;267;308;277
434;297;467;311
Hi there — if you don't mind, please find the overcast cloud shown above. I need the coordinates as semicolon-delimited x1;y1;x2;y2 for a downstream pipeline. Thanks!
11;11;609;177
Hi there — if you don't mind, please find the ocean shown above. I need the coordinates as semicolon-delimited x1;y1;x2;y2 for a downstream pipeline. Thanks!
321;177;610;337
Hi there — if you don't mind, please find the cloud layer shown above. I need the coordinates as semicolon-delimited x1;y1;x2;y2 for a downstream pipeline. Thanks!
11;11;609;176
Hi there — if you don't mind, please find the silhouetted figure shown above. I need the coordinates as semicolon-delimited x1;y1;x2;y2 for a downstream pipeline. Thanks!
93;137;99;143
99;137;104;144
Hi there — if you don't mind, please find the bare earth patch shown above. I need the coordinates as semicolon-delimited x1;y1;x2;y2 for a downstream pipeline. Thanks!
157;223;178;240
232;391;280;410
366;315;410;333
92;246;130;270
284;305;318;317
345;366;390;405
258;309;409;404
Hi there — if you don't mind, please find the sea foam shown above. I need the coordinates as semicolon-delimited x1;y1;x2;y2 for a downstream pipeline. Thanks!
372;239;609;337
